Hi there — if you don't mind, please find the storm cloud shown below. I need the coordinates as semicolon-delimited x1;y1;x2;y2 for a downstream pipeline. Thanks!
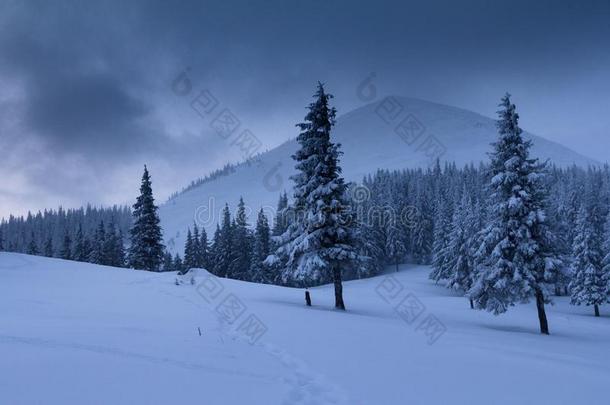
1;0;609;218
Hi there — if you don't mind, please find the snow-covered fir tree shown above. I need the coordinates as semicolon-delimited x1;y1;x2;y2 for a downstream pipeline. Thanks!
270;83;357;309
196;224;209;269
444;192;477;307
469;94;561;334
43;236;54;258
570;173;609;317
26;231;38;255
228;197;253;280
128;166;164;271
351;188;384;278
89;221;106;264
173;253;184;274
104;224;125;267
251;209;271;283
60;232;72;260
162;251;173;272
385;217;406;272
72;224;89;262
430;195;453;282
272;192;289;237
411;189;433;264
183;228;195;269
192;226;201;267
213;204;233;277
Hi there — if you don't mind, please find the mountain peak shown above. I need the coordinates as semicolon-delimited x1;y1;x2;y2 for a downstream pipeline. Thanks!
158;97;596;252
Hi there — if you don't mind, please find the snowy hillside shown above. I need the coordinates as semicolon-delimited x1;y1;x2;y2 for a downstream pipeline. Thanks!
159;97;597;252
2;252;609;405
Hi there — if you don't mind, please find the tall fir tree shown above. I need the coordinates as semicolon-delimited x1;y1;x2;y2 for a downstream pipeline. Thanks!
570;174;609;317
60;232;72;260
89;221;106;264
271;83;356;309
197;225;209;269
430;195;453;282
173;253;184;273
183;228;195;269
229;197;252;280
385;218;406;272
43;236;54;258
251;209;271;283
272;192;289;237
27;231;38;255
73;224;87;262
191;223;207;268
209;224;221;274
128;166;165;271
213;204;233;277
411;189;433;264
444;193;477;307
469;94;561;334
104;223;125;267
162;251;173;272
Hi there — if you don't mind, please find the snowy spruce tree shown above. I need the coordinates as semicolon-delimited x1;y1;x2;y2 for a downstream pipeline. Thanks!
270;83;357;309
272;192;289;237
251;209;271;283
183;228;195;269
430;195;453;282
89;221;106;264
73;224;90;262
469;94;560;334
213;204;233;277
193;224;208;269
228;197;252;280
128;166;164;271
385;218;406;272
445;192;477;308
192;226;201;267
162;251;173;272
27;231;39;255
173;253;184;273
411;190;433;264
103;224;125;267
60;232;72;260
570;175;609;317
43;236;54;257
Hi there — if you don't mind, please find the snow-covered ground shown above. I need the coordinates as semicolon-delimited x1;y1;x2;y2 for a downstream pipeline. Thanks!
1;252;609;404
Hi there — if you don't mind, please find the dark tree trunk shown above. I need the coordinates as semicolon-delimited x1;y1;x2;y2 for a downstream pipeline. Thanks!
395;260;399;272
594;304;600;317
333;265;346;310
535;289;550;335
469;298;474;309
305;290;312;306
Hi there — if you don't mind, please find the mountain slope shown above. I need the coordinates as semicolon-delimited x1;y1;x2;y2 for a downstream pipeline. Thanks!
159;96;596;252
1;252;609;404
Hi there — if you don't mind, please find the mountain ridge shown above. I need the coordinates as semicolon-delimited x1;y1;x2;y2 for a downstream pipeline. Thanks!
159;96;598;252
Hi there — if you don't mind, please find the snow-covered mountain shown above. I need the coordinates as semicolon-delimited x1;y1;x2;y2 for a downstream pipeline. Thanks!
159;96;596;252
1;252;609;404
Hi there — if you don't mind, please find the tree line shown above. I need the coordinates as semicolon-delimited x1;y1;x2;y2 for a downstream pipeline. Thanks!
0;205;131;266
2;86;608;331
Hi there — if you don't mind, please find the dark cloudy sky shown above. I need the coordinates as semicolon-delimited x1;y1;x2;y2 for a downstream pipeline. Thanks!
1;0;609;218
